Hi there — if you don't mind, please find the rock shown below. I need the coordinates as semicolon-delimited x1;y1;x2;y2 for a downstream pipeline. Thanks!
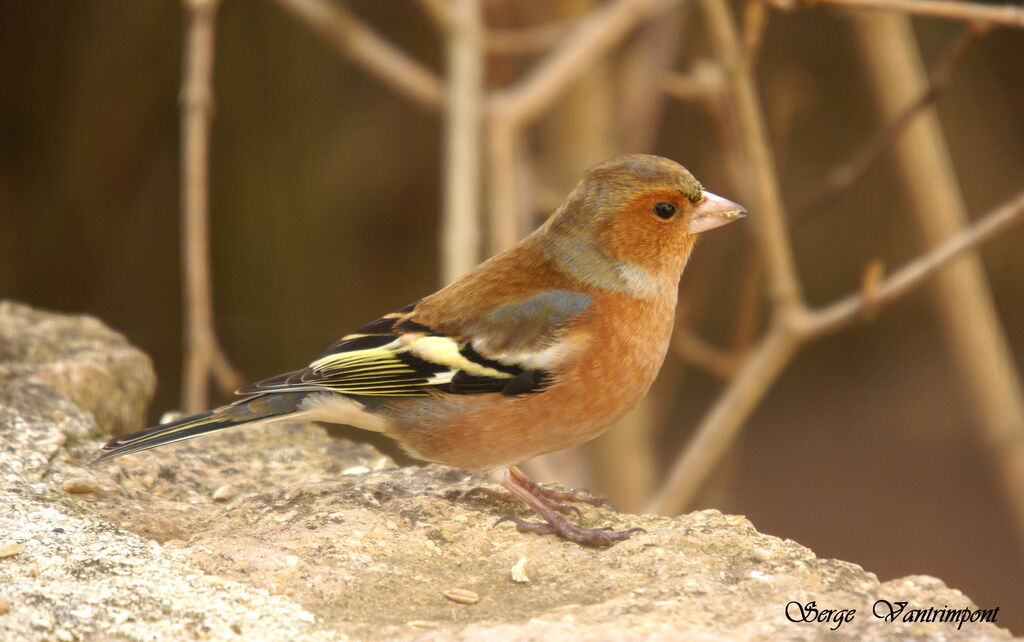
0;300;155;436
0;304;1015;640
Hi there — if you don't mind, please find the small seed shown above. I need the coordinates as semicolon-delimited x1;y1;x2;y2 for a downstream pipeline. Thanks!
407;620;439;629
212;485;236;502
510;556;530;583
0;597;10;615
443;588;479;605
0;542;25;559
62;478;98;494
726;514;748;526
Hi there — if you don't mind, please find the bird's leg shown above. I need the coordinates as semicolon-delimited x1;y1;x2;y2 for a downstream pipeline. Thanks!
494;466;644;547
460;466;615;519
460;484;583;520
507;466;617;510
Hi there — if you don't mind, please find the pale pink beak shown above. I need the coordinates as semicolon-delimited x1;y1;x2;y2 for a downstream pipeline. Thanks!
688;191;746;233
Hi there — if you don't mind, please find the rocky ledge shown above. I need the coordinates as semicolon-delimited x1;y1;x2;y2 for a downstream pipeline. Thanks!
0;302;1014;640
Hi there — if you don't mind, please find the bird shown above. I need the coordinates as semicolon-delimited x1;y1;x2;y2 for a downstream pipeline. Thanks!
94;154;745;546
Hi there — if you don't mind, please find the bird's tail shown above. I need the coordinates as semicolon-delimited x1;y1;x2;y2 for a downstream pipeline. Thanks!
91;393;309;465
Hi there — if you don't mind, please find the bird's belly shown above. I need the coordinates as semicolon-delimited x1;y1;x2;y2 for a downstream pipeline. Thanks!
390;297;675;470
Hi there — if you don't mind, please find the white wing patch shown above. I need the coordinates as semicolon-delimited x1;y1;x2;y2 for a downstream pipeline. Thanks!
401;334;513;379
470;337;576;372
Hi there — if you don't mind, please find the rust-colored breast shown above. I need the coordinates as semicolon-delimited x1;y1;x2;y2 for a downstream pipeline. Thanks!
390;290;677;471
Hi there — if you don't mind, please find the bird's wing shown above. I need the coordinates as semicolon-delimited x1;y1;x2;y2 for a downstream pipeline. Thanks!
237;291;593;398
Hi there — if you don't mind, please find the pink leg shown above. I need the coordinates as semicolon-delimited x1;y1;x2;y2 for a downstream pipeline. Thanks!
495;466;644;547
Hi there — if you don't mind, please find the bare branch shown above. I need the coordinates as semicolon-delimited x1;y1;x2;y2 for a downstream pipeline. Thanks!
487;21;574;55
487;0;661;128
661;62;726;102
671;328;741;380
271;0;444;111
485;118;526;253
179;0;243;413
441;0;484;284
786;0;1024;28
804;189;1024;337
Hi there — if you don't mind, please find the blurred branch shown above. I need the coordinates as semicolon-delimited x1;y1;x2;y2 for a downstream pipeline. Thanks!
488;21;575;55
441;0;484;284
795;23;988;220
804;189;1024;337
180;0;243;414
271;0;444;110
672;328;740;380
661;62;726;101
851;10;1024;549
783;0;1024;28
488;0;661;128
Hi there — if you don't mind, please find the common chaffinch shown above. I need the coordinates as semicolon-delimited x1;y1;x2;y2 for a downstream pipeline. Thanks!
95;154;745;546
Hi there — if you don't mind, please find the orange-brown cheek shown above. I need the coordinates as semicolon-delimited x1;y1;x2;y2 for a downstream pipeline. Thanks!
601;201;694;277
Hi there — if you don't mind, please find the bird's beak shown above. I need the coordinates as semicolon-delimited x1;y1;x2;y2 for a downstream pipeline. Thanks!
688;191;747;234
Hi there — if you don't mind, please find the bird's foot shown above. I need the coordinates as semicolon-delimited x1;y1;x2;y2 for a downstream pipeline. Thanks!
494;515;644;547
490;465;643;547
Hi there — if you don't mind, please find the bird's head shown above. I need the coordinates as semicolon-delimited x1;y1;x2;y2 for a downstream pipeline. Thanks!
538;154;746;297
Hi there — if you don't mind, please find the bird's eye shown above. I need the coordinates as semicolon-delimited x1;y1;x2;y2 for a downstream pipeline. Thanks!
653;202;676;219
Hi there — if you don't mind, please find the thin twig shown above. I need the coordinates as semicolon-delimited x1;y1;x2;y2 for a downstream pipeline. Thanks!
441;0;484;284
803;189;1024;337
672;328;741;380
488;0;660;128
794;23;987;221
486;0;687;56
789;0;1024;28
270;0;444;111
661;62;727;102
180;0;243;413
487;21;574;55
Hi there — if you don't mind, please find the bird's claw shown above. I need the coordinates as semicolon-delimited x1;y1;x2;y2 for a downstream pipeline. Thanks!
493;515;645;547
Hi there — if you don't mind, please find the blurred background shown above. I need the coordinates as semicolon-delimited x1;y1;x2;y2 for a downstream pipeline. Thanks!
1;0;1022;631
